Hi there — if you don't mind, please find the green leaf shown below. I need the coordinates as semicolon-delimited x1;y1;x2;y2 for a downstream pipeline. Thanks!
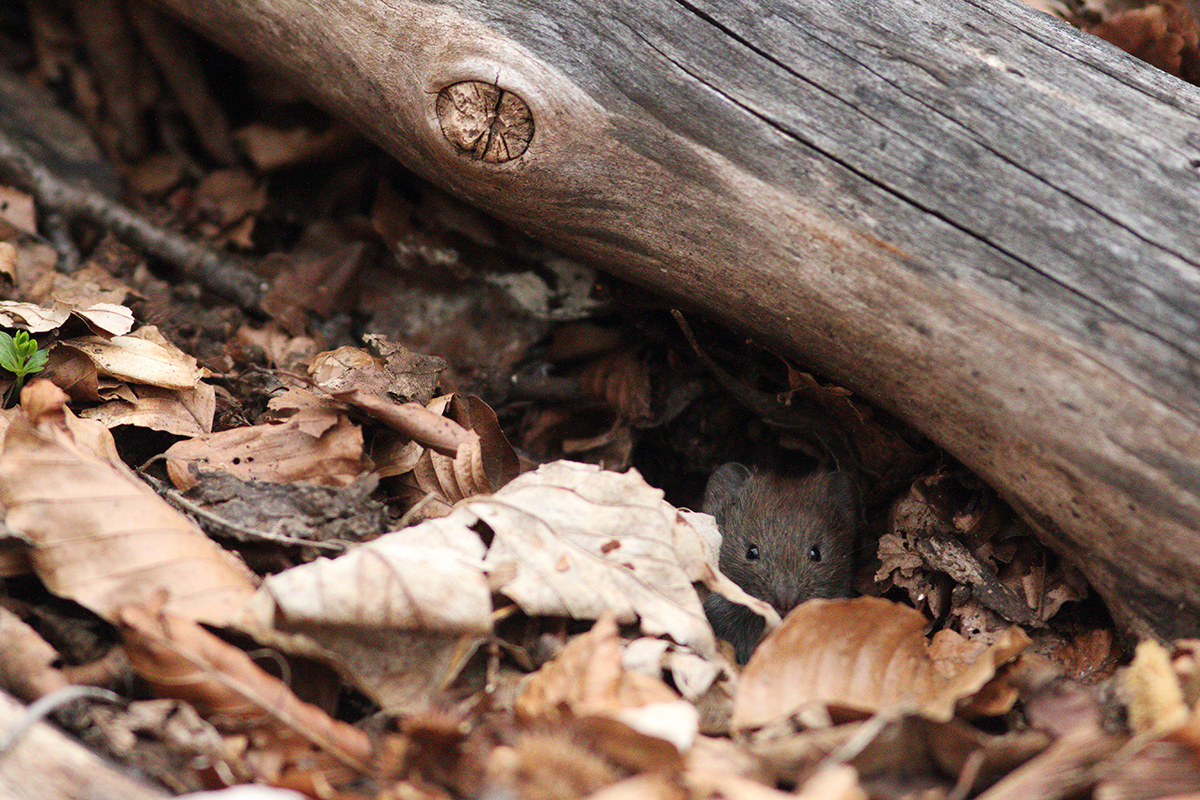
0;331;20;374
23;347;48;374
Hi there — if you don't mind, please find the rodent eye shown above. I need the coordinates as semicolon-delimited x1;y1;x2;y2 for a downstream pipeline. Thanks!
809;545;821;562
746;545;760;561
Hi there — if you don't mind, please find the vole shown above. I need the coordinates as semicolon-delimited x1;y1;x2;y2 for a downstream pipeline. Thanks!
703;463;860;662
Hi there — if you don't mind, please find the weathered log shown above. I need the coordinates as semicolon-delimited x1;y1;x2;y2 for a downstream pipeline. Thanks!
156;0;1200;640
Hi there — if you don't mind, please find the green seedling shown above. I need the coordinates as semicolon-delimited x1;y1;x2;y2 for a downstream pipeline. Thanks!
0;330;48;396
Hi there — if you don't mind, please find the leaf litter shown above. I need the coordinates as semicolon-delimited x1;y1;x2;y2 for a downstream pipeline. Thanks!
0;3;1195;799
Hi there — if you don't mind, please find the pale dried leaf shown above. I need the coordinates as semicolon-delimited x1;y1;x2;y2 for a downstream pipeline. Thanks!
362;334;446;404
233;325;318;371
29;263;135;309
479;461;718;657
81;383;215;436
248;523;490;634
1121;639;1188;736
732;597;1030;729
975;726;1122;800
233;121;356;171
582;773;684;800
63;332;208;389
0;386;257;625
0;605;69;701
797;766;866;800
614;701;700;753
195;168;266;225
236;510;490;710
684;772;802;800
394;393;521;518
309;346;385;395
0;300;71;332
1019;0;1073;17
623;636;732;702
371;431;424;478
72;302;135;336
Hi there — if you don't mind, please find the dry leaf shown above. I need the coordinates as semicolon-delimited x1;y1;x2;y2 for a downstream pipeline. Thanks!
1086;3;1198;77
577;347;653;422
357;392;518;518
0;605;69;702
119;604;373;775
248;521;491;635
72;303;135;336
261;221;371;332
0;186;36;236
516;616;699;751
623;636;731;702
0;381;257;626
517;614;681;719
0;242;15;281
732;597;1030;729
1121;639;1189;736
975;726;1122;800
164;388;364;489
62;329;209;390
28;263;136;313
233;121;357;171
478;461;719;658
82;383;216;436
237;508;491;710
0;300;71;332
1094;738;1200;799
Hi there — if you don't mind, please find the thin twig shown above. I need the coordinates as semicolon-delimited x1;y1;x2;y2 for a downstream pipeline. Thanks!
0;126;265;310
0;685;125;754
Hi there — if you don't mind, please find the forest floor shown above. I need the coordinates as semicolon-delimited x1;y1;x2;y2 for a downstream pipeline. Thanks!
0;1;1198;799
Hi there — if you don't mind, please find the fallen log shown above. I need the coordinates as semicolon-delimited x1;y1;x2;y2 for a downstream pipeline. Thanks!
156;0;1200;641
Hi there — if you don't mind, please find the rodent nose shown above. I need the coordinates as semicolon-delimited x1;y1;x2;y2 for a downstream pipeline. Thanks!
771;597;798;618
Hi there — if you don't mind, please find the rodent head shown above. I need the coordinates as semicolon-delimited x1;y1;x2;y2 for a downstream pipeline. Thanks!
703;463;859;616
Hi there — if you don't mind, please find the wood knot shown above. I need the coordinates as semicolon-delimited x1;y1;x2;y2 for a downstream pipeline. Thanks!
435;81;533;163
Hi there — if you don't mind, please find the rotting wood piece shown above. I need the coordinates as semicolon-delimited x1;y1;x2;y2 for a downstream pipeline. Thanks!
154;0;1200;641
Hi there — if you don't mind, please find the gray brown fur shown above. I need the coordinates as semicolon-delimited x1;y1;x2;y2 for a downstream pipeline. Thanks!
703;464;860;662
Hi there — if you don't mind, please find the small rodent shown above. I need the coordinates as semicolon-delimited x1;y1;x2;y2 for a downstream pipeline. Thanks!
703;463;860;662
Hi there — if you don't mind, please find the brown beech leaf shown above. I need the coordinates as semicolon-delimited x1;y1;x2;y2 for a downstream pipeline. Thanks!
577;347;653;422
164;387;364;490
1086;3;1198;77
352;392;519;518
517;614;682;719
81;382;216;437
118;603;373;774
0;381;257;626
310;340;446;406
732;597;1030;730
61;328;209;390
0;186;36;236
233;121;358;171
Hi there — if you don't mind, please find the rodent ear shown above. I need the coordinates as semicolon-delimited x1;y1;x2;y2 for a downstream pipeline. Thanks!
703;462;751;513
822;470;864;530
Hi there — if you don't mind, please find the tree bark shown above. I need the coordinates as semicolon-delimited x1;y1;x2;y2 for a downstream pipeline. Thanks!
155;0;1200;641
